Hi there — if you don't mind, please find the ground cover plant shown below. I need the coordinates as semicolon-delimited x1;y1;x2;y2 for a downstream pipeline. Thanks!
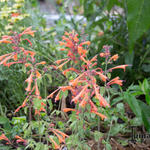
0;0;150;150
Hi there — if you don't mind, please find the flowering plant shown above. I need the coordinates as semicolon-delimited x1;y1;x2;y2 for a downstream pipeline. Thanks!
49;31;128;122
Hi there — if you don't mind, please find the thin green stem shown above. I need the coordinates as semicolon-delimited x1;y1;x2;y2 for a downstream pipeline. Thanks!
106;120;113;142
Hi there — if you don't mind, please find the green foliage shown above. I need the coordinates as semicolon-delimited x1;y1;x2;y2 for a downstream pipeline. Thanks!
127;0;150;50
123;79;150;132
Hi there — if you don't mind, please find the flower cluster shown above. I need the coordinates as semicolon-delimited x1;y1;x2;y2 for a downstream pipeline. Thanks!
49;31;128;121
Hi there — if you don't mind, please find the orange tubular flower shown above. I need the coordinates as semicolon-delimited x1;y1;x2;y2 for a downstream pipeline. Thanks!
63;68;79;75
53;129;69;139
91;111;107;120
35;109;40;115
90;55;97;62
89;100;98;112
59;41;66;46
47;89;59;99
52;130;65;144
49;137;60;149
80;56;89;64
60;86;72;91
14;106;22;114
0;36;12;44
95;71;107;82
80;41;91;46
25;63;32;67
13;53;18;61
0;55;13;65
35;80;40;96
36;70;41;78
69;73;85;86
24;50;36;58
74;34;79;42
20;26;36;37
99;52;105;57
25;73;33;92
55;58;69;65
110;65;128;72
0;134;11;144
57;59;70;70
4;61;22;67
79;95;88;108
63;108;76;113
0;39;12;44
0;53;11;61
21;97;28;107
15;135;27;145
77;46;87;56
107;77;123;86
71;84;89;103
94;85;110;107
109;54;119;61
35;61;46;65
55;90;61;102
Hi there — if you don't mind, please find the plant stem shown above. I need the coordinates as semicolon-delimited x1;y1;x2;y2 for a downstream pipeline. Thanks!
97;117;100;150
29;98;32;122
106;119;112;142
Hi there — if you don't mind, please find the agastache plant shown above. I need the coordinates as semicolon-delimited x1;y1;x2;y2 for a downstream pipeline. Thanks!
0;27;69;149
49;31;129;121
0;27;46;116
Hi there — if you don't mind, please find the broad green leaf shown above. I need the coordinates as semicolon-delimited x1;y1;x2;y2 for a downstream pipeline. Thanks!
123;92;142;120
127;0;150;51
0;116;9;124
0;116;11;131
111;97;122;106
138;101;150;133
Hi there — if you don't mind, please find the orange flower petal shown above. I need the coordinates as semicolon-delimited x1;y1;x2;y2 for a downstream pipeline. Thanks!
53;129;69;138
35;80;40;96
13;53;18;61
36;61;46;65
52;130;65;144
80;41;91;46
47;89;59;99
110;65;128;72
91;111;107;120
36;70;41;78
49;137;60;149
63;108;76;113
25;73;33;92
95;71;107;82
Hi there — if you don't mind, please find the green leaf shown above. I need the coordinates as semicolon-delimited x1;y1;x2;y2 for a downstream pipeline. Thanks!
111;97;122;106
94;131;103;142
106;143;112;150
107;0;120;11
138;101;150;133
123;92;142;120
0;116;11;131
127;0;150;51
0;116;9;124
110;124;124;136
